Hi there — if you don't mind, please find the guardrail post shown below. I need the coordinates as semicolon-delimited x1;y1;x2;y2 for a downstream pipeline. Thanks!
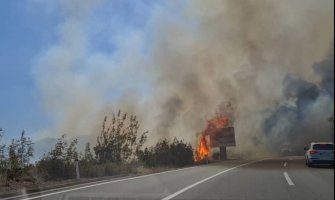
75;159;80;180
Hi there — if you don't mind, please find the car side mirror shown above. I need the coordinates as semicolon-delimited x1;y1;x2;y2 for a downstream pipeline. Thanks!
304;148;308;151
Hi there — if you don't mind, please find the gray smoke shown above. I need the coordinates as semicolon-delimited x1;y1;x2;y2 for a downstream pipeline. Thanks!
32;0;334;157
264;49;334;154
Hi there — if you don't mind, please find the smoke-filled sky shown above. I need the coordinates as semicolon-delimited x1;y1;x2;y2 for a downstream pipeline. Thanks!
0;0;333;157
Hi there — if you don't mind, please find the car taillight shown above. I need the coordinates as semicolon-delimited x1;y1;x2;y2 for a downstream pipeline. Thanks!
309;150;318;154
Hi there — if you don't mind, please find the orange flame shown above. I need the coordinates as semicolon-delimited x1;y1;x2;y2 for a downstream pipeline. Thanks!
195;115;230;161
195;135;210;161
205;116;230;134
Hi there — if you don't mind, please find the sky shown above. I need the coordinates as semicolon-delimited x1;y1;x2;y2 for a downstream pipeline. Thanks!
0;0;160;142
0;1;54;141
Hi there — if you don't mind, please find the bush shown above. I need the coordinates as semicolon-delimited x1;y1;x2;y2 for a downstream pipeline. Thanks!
138;138;194;167
36;135;78;180
37;158;76;180
78;161;140;178
170;138;194;167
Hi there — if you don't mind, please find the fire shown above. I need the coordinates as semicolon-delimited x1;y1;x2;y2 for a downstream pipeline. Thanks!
195;135;210;161
195;115;230;161
206;116;230;130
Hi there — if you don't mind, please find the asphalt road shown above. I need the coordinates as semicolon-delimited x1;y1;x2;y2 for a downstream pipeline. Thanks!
3;156;334;200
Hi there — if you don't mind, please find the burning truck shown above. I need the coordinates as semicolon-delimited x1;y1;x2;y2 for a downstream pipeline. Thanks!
195;115;236;162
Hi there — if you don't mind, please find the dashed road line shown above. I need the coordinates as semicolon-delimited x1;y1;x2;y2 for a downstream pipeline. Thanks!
283;172;295;186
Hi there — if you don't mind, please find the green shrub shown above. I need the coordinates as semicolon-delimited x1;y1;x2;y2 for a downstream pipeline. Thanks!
137;138;194;167
36;135;78;180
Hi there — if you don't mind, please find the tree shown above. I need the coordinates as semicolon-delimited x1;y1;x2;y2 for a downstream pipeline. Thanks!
17;131;34;167
94;110;148;163
0;129;5;161
65;138;78;163
82;142;94;162
7;139;22;180
50;134;67;160
0;129;7;177
79;142;95;178
0;129;35;181
37;134;79;180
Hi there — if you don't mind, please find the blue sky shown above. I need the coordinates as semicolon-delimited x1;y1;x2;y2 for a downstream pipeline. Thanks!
0;0;166;142
0;1;57;141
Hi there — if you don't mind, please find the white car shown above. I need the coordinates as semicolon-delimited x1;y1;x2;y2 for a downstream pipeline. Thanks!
304;142;334;167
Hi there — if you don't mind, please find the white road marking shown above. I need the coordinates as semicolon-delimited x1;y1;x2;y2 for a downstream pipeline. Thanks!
161;160;264;200
7;166;197;200
1;178;126;200
283;172;295;186
283;162;287;167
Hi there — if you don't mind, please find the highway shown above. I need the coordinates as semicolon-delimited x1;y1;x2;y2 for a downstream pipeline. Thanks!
2;156;334;200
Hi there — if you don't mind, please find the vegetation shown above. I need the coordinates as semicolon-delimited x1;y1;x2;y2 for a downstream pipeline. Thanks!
36;135;79;180
94;110;148;163
137;138;194;167
0;129;6;178
0;110;195;185
0;130;34;182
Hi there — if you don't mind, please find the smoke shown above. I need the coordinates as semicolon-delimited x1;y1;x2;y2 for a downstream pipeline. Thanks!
32;0;333;157
264;49;334;154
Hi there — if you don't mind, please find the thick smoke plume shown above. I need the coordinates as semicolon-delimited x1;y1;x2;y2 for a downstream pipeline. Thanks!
264;48;334;154
33;0;334;157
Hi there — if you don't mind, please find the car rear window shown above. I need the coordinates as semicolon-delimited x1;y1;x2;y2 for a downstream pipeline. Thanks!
312;144;334;150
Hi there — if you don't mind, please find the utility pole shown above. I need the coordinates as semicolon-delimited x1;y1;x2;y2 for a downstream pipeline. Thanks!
220;146;227;160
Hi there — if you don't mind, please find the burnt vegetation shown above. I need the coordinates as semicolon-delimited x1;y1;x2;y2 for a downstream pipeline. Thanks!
0;110;194;185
